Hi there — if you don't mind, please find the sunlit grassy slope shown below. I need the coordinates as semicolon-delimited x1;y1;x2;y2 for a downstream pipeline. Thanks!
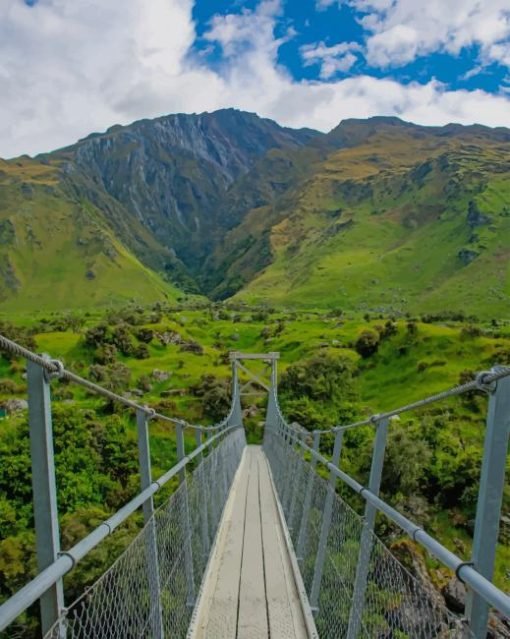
228;130;510;318
0;158;184;312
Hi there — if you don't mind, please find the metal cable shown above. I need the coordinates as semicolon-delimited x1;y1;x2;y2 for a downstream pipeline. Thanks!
306;366;510;434
0;335;183;428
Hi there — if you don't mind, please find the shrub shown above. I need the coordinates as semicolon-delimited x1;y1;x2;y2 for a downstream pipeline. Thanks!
460;325;482;340
136;328;154;344
93;343;117;365
134;344;150;359
191;375;231;421
355;330;380;358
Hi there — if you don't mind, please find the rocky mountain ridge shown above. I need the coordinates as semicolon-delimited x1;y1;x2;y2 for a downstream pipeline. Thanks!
0;109;509;316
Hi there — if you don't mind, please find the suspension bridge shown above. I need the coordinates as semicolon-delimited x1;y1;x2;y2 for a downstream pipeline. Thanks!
0;336;509;638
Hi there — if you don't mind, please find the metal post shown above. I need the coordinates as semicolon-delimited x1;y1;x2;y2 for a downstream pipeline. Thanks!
195;428;210;557
220;429;229;501
136;409;163;639
27;360;64;635
310;429;344;609
288;429;314;534
347;417;389;639
466;370;510;638
265;358;278;448
208;429;221;532
297;431;321;560
282;423;297;513
176;421;196;606
229;360;243;428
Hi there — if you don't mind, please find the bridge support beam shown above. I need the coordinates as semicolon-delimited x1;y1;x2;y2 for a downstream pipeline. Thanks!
346;417;389;639
310;428;344;610
27;360;64;636
288;428;315;534
195;428;210;558
176;421;196;607
136;409;164;639
466;369;510;639
296;431;320;555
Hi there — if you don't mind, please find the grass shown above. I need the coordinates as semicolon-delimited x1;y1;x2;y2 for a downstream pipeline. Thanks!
0;305;509;599
233;141;510;319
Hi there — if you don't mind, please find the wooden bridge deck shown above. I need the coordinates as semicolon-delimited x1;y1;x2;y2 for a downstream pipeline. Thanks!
189;445;314;639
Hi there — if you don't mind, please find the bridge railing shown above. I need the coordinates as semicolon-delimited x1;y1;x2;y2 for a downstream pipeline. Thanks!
0;334;246;636
45;426;246;639
264;365;510;639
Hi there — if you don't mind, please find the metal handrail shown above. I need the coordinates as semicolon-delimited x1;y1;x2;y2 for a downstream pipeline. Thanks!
0;419;241;630
0;333;234;432
0;333;244;632
279;417;510;618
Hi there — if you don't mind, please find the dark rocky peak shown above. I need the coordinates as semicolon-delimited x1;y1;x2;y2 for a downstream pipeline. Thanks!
70;108;320;184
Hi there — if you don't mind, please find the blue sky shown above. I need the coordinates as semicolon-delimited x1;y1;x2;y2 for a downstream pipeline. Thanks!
192;0;510;94
2;0;510;157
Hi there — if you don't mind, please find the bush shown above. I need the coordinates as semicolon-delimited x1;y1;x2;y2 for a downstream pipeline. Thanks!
191;375;231;421
279;354;358;427
93;343;117;365
379;320;397;339
134;344;150;359
136;328;154;344
88;363;131;393
0;379;24;394
355;330;380;358
382;424;431;496
460;325;482;340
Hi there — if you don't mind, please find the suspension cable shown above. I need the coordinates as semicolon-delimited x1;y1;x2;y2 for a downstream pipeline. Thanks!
0;333;234;432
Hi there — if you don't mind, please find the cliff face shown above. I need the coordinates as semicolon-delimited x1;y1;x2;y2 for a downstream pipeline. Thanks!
65;109;319;271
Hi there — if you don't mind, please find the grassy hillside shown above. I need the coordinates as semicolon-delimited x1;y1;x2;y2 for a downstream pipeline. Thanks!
0;158;186;313
230;129;510;318
2;113;509;316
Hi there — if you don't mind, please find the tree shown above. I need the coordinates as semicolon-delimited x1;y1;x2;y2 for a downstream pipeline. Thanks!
382;423;431;497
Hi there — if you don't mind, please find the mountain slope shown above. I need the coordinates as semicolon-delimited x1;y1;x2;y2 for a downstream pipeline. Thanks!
0;158;183;312
218;120;510;317
58;109;320;273
0;111;509;317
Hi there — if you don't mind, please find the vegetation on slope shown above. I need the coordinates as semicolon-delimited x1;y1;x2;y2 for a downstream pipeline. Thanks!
0;303;509;636
1;114;509;317
231;126;510;318
0;158;188;313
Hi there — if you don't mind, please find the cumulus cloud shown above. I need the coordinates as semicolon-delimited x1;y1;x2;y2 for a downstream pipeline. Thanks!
301;41;361;78
1;0;510;158
349;0;510;69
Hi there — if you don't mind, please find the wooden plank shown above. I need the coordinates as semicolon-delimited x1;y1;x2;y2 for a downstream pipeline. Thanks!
191;448;251;639
237;449;269;638
259;452;309;639
189;446;313;639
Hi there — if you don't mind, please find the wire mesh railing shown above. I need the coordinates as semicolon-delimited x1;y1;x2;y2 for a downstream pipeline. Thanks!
44;427;246;639
265;427;476;639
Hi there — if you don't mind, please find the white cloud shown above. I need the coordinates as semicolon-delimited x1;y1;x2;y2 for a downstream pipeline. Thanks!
348;0;510;69
1;0;510;158
301;41;361;78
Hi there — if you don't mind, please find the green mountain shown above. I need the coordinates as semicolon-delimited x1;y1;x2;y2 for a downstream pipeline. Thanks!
1;111;509;317
217;118;510;318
